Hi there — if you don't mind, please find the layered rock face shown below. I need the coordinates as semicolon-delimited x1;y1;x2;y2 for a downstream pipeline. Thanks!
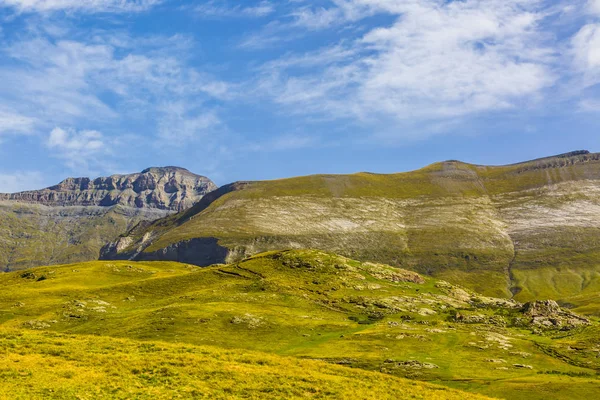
0;167;216;271
0;167;217;211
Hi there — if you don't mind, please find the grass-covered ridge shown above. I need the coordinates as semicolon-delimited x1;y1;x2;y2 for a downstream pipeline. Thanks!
103;151;600;306
2;251;600;399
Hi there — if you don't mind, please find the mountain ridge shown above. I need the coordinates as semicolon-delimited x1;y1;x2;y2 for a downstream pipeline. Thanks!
100;151;600;313
0;166;216;211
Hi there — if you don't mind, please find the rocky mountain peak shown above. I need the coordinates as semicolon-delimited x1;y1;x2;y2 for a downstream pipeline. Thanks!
141;166;190;174
0;167;218;211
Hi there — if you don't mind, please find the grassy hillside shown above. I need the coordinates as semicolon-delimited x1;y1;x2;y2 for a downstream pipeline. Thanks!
0;330;488;400
2;251;600;399
103;151;600;305
0;202;169;272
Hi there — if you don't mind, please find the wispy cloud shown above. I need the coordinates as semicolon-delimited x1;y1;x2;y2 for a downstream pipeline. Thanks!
46;127;108;171
192;1;275;19
252;0;564;130
0;30;230;148
0;108;36;135
0;0;162;13
572;24;600;84
589;0;600;15
156;102;222;144
0;171;44;193
579;98;600;111
248;133;319;152
571;1;600;89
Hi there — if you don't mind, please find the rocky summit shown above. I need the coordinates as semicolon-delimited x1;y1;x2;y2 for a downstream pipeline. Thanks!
0;167;216;271
0;166;216;211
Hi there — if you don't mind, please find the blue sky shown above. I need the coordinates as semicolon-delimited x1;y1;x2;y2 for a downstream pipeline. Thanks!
0;0;599;191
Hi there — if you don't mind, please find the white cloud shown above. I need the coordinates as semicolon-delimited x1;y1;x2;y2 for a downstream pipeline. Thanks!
288;0;375;30
0;0;161;13
46;127;107;170
248;134;319;152
0;33;229;147
0;171;44;193
193;1;275;18
579;98;600;110
48;126;104;151
572;24;600;86
257;0;558;123
0;109;36;134
156;102;222;143
589;0;600;16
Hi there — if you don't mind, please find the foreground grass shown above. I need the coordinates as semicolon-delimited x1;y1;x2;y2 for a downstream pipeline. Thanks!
0;329;489;400
1;252;599;399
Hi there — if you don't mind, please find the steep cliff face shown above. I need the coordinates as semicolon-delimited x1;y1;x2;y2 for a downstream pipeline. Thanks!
101;152;600;308
0;167;217;271
0;167;217;211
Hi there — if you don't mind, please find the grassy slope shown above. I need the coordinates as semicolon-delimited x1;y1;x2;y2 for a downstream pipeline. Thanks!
2;251;600;399
110;152;600;305
0;330;487;400
0;202;168;272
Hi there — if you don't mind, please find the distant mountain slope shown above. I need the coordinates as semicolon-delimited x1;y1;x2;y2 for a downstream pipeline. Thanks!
101;151;600;304
0;167;216;271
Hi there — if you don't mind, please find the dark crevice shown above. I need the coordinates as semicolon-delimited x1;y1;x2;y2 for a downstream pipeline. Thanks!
507;242;521;298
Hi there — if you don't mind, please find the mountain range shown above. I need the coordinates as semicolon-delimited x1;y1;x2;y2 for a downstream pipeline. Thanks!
3;151;600;314
0;167;216;271
2;150;600;399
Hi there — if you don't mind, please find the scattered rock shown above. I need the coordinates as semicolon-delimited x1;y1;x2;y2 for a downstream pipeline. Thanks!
20;272;36;280
22;320;50;330
230;313;264;328
425;328;446;333
455;313;485;323
485;333;512;350
521;300;589;330
454;313;506;326
513;364;533;369
384;359;439;369
365;264;425;284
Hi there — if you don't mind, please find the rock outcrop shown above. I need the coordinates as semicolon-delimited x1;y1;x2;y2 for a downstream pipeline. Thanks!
0;167;217;211
521;300;590;330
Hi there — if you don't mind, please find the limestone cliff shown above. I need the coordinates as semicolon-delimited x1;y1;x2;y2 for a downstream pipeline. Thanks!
0;167;217;211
